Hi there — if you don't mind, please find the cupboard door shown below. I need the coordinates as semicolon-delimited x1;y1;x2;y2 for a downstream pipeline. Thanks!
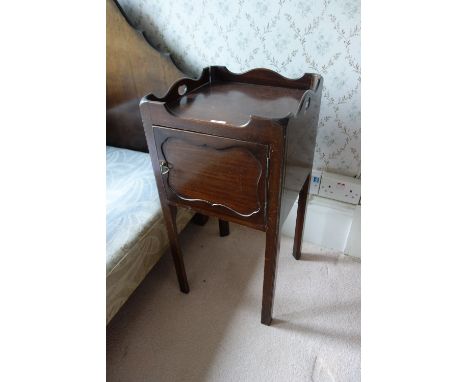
154;126;268;227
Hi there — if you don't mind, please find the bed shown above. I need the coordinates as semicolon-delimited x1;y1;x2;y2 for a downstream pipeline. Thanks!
106;147;192;322
106;0;193;324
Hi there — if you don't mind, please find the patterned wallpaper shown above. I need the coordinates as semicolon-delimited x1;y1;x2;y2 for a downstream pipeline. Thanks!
117;0;361;177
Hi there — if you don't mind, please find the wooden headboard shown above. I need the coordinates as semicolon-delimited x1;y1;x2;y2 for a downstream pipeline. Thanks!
106;0;184;152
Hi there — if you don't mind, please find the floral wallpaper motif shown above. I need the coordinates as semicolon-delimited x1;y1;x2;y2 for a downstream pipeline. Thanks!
118;0;361;177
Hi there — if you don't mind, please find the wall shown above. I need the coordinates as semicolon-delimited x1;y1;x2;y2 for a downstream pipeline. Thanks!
117;0;361;177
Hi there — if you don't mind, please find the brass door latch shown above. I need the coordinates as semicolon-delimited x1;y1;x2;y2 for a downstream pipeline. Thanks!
159;160;171;175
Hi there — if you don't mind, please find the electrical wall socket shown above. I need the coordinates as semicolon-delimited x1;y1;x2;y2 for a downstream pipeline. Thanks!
309;170;322;195
318;171;361;205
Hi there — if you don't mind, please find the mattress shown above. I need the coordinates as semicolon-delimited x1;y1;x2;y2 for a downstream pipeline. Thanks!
106;146;193;323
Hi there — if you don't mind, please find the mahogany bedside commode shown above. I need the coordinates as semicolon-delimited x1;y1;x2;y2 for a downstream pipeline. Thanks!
140;66;323;325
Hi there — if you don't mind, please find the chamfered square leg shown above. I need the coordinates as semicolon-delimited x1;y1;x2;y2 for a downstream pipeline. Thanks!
161;203;190;293
293;173;311;260
192;213;209;226
218;220;230;237
261;225;281;325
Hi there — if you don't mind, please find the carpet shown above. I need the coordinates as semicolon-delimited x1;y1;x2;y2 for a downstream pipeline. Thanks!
107;218;361;381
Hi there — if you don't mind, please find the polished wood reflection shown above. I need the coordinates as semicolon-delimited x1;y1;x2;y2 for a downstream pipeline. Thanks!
140;66;323;325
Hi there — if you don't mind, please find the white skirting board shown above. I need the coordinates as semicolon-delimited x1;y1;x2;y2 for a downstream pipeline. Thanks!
282;195;360;256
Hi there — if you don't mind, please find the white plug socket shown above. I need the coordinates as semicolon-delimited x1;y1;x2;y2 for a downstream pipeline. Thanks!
318;172;361;205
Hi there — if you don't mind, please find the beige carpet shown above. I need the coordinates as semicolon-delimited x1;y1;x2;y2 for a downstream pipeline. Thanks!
107;219;361;382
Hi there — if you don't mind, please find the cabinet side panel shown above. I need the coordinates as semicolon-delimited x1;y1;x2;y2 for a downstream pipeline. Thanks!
280;90;322;227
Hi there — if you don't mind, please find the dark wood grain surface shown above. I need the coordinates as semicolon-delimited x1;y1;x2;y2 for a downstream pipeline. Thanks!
140;66;323;325
167;82;305;126
154;126;268;228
